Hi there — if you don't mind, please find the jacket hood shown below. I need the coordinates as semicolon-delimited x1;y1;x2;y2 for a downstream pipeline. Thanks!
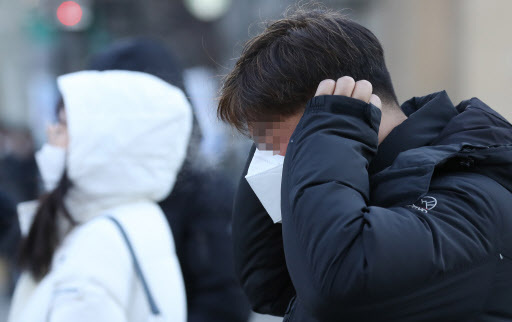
370;92;512;207
397;91;512;148
435;96;512;192
58;70;192;218
88;38;204;164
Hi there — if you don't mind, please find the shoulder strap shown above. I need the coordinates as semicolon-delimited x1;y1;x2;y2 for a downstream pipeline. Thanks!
106;216;161;316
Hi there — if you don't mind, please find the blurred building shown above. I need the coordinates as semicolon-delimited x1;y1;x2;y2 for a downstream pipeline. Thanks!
363;0;512;121
1;0;511;133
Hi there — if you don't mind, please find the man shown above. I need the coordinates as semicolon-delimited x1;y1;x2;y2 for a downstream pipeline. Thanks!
218;7;512;322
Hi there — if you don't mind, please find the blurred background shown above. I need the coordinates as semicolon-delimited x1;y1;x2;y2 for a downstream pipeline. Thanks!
0;0;510;321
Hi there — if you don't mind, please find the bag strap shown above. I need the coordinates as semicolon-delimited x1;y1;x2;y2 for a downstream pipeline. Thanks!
106;216;161;316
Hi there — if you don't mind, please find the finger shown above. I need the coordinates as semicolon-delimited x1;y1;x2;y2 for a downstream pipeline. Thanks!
333;76;356;96
369;94;382;110
315;79;336;96
352;80;373;103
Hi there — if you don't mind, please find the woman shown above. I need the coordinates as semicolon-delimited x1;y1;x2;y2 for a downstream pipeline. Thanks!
89;38;251;322
9;70;192;322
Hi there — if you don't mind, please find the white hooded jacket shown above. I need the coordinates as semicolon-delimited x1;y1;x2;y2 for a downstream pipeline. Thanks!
8;71;192;322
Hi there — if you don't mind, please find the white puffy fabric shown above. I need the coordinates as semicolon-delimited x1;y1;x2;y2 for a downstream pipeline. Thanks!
60;70;192;213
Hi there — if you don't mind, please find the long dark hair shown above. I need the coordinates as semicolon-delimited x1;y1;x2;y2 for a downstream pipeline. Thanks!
18;172;75;279
19;97;77;279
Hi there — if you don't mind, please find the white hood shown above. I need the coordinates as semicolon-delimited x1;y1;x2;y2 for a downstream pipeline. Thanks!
57;70;192;220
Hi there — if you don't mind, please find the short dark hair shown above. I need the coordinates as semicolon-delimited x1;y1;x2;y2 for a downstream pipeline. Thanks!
218;7;398;134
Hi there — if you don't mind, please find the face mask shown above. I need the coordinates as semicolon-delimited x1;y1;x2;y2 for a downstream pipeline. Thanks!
35;144;67;191
245;148;284;223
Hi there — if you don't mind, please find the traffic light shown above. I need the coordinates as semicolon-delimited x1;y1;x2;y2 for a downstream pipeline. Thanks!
56;0;92;30
57;1;82;27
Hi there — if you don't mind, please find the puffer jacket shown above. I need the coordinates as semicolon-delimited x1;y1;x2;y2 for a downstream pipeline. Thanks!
9;70;192;322
234;91;512;321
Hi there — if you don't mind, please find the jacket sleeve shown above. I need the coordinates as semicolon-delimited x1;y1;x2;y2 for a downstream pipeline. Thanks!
281;95;501;321
232;145;296;316
49;279;126;322
45;218;134;322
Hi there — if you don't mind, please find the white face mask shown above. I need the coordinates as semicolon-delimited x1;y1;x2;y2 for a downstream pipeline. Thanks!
245;148;284;223
35;144;67;191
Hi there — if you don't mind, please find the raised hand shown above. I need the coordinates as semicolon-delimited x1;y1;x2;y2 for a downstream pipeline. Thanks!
314;76;382;109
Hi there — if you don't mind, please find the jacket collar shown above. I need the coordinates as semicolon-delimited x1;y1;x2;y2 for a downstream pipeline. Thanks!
368;91;512;207
369;91;458;175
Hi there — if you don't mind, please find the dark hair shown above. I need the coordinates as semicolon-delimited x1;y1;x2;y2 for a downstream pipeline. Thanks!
18;173;75;279
218;7;398;134
19;99;74;279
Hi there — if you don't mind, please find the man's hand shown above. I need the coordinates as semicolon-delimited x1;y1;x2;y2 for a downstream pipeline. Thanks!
314;77;382;110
